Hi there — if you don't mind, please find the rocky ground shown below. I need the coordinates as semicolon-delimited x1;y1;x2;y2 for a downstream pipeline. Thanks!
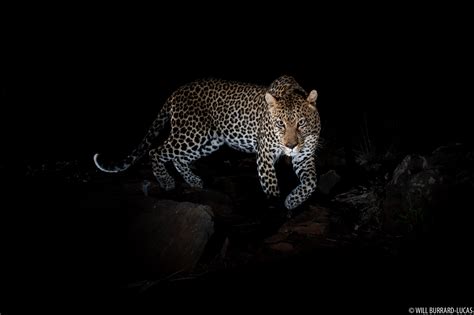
1;143;473;313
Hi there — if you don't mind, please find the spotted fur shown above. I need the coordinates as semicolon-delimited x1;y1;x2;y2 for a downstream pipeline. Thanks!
94;75;321;209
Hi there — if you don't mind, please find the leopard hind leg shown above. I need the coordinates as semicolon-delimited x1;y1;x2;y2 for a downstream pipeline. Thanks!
172;136;224;188
149;146;176;191
149;135;224;190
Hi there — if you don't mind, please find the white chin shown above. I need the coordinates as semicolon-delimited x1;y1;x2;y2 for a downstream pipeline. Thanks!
283;149;298;157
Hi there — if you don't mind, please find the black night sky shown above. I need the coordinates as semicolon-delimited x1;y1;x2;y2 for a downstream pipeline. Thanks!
2;8;472;160
1;5;473;314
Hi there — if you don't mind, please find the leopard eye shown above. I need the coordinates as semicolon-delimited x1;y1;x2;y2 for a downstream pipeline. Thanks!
275;119;285;129
298;118;306;127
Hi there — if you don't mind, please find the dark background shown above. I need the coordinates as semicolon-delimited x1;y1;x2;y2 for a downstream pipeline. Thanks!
1;4;473;313
2;5;472;164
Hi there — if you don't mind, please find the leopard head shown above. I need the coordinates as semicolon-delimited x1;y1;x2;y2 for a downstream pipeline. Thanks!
265;89;320;157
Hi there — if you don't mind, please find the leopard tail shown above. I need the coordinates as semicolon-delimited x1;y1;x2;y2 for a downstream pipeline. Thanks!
93;102;170;173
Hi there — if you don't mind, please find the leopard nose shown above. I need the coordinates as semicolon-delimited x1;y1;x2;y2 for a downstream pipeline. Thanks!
285;142;297;149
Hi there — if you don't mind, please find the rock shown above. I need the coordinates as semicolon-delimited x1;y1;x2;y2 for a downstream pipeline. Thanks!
211;175;262;203
128;199;214;277
383;155;438;233
269;242;294;252
264;233;290;244
263;205;332;257
329;144;474;236
177;189;236;220
122;177;240;221
384;154;439;232
318;170;341;194
277;205;329;237
383;144;474;234
333;186;383;231
290;205;330;224
290;222;326;236
390;155;428;186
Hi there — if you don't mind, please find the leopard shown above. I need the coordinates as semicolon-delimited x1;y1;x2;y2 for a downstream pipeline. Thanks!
93;75;321;210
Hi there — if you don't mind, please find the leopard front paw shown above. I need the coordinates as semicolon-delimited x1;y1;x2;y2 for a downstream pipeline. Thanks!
284;194;303;210
186;176;203;189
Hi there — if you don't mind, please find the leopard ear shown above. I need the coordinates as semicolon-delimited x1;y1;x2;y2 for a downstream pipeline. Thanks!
307;90;318;103
265;92;278;108
307;90;318;111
